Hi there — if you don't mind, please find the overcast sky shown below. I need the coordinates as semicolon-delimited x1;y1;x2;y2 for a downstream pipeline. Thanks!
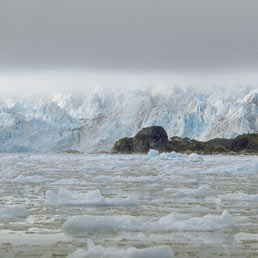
0;0;258;92
1;0;258;71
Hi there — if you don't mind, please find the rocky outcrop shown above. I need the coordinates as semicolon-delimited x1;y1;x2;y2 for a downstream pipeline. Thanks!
230;134;258;153
113;126;171;153
112;126;258;154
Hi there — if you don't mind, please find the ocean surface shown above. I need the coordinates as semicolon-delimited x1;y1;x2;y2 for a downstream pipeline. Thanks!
0;153;258;257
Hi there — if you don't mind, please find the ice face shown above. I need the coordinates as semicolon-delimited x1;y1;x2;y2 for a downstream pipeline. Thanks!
0;87;257;153
0;153;258;257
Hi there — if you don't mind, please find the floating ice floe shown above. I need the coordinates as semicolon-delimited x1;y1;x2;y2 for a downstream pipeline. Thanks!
93;175;159;183
189;153;204;162
62;214;142;233
52;178;86;185
221;193;258;201
68;241;174;258
147;149;204;162
158;210;237;231
147;149;188;160
45;188;138;206
10;175;48;183
147;149;159;158
159;152;187;160
200;165;255;175
62;210;237;233
0;168;18;179
176;185;212;197
0;205;29;219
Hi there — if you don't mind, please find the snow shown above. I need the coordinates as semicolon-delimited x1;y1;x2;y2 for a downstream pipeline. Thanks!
0;87;257;153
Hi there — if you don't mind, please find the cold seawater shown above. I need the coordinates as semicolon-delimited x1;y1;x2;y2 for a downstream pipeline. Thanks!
0;153;258;257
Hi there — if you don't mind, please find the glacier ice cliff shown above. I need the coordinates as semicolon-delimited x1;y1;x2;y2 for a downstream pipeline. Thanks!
0;87;257;153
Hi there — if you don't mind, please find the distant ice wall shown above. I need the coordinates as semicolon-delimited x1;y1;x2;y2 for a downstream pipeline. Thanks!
0;87;257;153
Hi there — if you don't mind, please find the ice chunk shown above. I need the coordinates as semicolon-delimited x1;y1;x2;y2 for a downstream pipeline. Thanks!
12;175;48;183
0;205;29;219
222;193;258;201
159;210;237;231
63;210;237;233
46;190;58;204
147;149;159;158
189;153;204;162
45;188;138;206
53;178;85;185
62;215;143;233
159;152;187;159
68;242;174;258
126;245;174;258
177;185;212;197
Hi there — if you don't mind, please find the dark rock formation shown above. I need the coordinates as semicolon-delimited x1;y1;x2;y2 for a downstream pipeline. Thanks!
112;126;258;154
169;136;210;153
60;149;81;154
113;126;171;153
112;137;134;154
230;134;258;153
133;126;171;153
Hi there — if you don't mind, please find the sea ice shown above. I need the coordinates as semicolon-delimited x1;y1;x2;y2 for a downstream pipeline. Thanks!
189;153;204;162
11;175;48;183
0;153;257;257
158;210;237;231
68;242;174;258
159;152;187;159
53;178;86;185
62;210;237;233
62;215;143;233
176;185;212;197
147;149;159;158
45;188;138;206
0;205;29;219
222;193;258;201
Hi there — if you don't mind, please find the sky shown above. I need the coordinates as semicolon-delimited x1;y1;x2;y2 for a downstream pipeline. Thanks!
0;0;258;92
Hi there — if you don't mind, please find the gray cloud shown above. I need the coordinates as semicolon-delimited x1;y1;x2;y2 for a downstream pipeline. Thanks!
0;0;258;71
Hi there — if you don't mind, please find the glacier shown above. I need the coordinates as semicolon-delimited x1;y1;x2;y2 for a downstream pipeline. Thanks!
0;86;257;153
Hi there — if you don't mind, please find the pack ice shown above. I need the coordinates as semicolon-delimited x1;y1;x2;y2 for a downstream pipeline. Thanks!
0;151;257;257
